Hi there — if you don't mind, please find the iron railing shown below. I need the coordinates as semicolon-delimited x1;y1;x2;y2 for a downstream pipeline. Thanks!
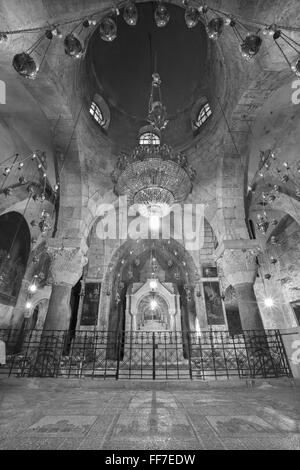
0;328;292;380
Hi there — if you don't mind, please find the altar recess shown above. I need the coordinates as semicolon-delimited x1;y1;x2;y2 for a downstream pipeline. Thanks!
125;279;181;331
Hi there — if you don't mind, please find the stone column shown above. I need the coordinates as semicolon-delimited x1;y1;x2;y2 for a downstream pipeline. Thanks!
75;280;85;329
220;248;263;331
194;281;208;331
175;294;181;331
43;243;88;331
32;240;88;376
169;311;175;331
131;313;137;331
10;279;30;329
220;248;273;377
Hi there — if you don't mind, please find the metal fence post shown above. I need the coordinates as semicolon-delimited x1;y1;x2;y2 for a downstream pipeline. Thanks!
116;331;121;380
152;332;156;380
187;331;193;380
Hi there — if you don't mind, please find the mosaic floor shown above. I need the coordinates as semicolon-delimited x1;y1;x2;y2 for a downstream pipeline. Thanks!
0;378;299;450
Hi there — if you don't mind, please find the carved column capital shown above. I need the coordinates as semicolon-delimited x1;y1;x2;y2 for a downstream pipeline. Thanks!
46;239;88;286
220;248;259;287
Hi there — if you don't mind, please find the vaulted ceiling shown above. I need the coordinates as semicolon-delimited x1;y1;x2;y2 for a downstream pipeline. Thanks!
86;2;212;149
0;0;299;245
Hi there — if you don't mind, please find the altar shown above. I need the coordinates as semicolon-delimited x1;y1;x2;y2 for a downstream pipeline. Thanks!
125;279;181;331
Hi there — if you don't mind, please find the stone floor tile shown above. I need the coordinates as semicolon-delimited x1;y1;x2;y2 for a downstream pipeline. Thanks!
0;378;299;450
0;436;63;450
57;437;84;450
27;414;97;435
206;415;275;436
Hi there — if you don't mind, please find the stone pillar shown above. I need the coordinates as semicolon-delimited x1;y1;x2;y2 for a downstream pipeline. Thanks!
219;248;274;377
32;240;88;376
169;311;175;331
194;282;208;331
43;243;88;331
220;249;264;331
131;313;137;331
75;280;85;329
10;279;30;329
175;294;181;331
43;285;72;331
234;283;264;331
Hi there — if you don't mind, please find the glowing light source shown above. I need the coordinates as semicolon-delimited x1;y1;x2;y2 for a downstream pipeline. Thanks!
264;297;274;308
12;52;38;79
123;1;138;26
206;17;224;40
149;214;160;231
64;34;84;58
195;317;201;335
154;3;170;28
28;283;37;293
25;301;32;310
150;299;158;310
28;275;38;293
240;34;262;60
99;16;118;42
291;59;300;77
149;279;158;290
184;6;200;29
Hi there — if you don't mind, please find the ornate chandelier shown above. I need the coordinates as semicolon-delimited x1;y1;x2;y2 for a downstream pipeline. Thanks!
111;72;196;218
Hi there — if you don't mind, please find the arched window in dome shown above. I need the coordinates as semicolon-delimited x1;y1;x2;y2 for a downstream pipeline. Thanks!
195;102;212;128
89;101;106;126
139;132;160;145
191;97;212;133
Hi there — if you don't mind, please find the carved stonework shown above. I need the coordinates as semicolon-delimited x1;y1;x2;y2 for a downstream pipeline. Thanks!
216;261;230;293
47;245;88;286
224;285;237;302
220;249;259;287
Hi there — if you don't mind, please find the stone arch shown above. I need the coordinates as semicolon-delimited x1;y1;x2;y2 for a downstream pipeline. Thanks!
138;293;170;330
26;298;49;330
271;193;300;228
104;238;199;287
97;237;198;333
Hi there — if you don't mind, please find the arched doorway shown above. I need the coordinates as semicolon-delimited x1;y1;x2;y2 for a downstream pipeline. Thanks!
103;238;198;334
0;212;30;305
138;294;169;331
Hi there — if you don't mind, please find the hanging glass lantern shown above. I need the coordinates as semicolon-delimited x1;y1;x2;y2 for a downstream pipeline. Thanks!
64;34;84;58
270;236;277;245
123;1;138;26
174;269;180;280
206;17;224;40
12;52;38;79
256;214;269;234
272;29;300;76
281;174;289;183
154;3;170;28
99;16;117;41
28;275;38;293
184;6;200;29
115;291;121;304
240;34;262;60
291;59;300;77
